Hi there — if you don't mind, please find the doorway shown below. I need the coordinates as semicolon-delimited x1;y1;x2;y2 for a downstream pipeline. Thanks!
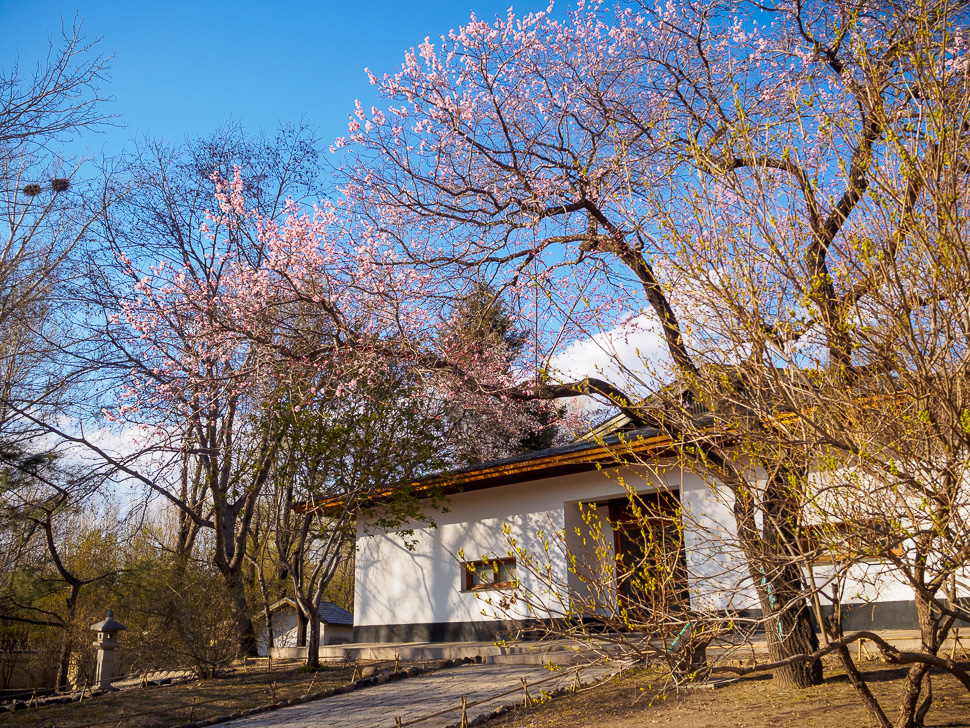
607;491;690;619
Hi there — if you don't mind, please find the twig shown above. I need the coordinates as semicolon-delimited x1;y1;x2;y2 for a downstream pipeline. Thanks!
950;629;967;660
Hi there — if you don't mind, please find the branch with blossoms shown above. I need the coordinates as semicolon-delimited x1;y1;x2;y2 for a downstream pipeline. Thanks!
104;169;631;441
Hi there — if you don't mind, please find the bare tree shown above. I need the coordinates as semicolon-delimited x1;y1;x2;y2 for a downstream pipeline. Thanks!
0;20;111;436
0;19;110;154
0;450;121;690
0;23;115;690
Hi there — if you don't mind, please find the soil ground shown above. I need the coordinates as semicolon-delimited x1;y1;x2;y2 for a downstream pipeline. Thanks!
3;656;969;727
0;658;433;728
490;657;970;728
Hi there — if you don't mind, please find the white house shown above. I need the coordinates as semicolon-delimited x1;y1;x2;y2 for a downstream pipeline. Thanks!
257;599;354;657
352;421;925;644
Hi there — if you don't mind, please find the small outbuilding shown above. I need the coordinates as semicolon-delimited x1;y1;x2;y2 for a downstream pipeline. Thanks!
257;599;353;657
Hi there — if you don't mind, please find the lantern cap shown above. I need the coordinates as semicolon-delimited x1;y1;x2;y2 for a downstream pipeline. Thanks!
91;609;126;632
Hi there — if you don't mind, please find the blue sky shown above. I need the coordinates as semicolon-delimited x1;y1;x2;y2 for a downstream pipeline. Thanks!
0;0;550;158
2;0;657;402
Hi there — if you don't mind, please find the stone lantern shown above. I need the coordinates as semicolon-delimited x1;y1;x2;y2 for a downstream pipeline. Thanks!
90;609;126;690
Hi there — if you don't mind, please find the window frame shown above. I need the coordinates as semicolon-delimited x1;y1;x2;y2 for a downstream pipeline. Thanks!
461;557;518;592
801;521;903;565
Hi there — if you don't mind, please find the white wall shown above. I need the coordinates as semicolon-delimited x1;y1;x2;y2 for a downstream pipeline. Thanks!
679;470;919;612
355;461;925;633
355;462;755;628
355;476;567;629
563;501;615;612
257;610;300;656
808;559;917;606
679;472;761;612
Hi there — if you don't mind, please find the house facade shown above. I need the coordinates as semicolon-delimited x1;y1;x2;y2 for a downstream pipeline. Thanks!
353;426;923;644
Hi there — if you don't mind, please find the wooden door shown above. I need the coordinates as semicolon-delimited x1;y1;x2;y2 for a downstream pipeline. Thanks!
608;491;690;619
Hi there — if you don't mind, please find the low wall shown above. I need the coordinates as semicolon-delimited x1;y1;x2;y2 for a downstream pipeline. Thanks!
267;647;304;659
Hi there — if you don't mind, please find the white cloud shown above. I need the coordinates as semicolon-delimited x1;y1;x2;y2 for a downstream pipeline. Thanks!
548;313;671;419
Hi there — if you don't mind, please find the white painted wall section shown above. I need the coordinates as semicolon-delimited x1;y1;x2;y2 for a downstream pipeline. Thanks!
355;463;710;629
354;460;926;634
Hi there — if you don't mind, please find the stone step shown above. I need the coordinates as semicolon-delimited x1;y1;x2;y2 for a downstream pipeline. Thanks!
314;640;577;663
484;651;585;666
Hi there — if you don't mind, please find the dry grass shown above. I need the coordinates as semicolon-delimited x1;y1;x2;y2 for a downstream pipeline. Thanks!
5;656;969;728
489;657;970;728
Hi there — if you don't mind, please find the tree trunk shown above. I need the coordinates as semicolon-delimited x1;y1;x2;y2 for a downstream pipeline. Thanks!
836;645;891;728
54;633;73;692
222;568;259;657
297;611;308;648
755;565;822;689
734;530;823;688
893;590;937;728
304;610;321;668
262;601;275;655
54;584;81;691
749;466;823;689
894;663;931;728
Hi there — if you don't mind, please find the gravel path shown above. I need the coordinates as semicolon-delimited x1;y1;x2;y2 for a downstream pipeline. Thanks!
222;662;613;728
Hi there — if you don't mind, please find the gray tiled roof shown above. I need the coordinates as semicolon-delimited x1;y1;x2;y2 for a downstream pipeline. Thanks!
267;598;354;625
451;425;661;476
317;601;353;626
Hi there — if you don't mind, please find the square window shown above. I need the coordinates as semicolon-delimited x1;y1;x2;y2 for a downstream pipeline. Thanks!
801;521;902;564
462;558;517;591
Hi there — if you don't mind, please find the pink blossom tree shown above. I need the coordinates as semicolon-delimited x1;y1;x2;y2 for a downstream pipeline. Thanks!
91;126;326;656
99;143;474;658
329;0;835;690
102;173;294;657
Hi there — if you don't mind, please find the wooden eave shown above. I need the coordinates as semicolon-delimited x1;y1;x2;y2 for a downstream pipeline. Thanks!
297;431;678;517
297;385;904;517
